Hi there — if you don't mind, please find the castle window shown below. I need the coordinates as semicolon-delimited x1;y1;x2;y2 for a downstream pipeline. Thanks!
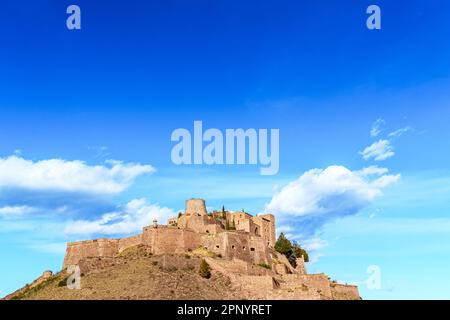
216;245;220;249
206;230;209;233
242;246;246;250
250;248;255;252
231;245;235;249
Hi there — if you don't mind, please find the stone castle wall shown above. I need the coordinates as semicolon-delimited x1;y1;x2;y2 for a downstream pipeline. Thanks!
63;239;119;268
2;270;54;300
252;214;275;247
118;234;142;252
63;227;270;268
63;235;146;268
63;199;276;269
35;198;362;301
228;212;252;232
63;226;207;268
279;273;333;298
142;226;202;254
185;198;207;216
234;275;277;295
295;257;307;275
331;283;360;300
201;231;270;265
178;214;222;234
224;212;276;249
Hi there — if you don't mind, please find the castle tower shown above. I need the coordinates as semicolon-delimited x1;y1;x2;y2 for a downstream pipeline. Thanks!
252;214;276;247
295;256;307;275
185;198;207;216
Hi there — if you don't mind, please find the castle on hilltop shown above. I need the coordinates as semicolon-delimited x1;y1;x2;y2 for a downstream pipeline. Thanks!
64;198;277;269
62;198;360;300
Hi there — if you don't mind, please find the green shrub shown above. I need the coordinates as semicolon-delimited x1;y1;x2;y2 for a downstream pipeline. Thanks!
275;233;310;267
257;262;271;269
58;279;67;287
199;259;211;279
58;276;74;287
275;233;292;256
292;241;309;263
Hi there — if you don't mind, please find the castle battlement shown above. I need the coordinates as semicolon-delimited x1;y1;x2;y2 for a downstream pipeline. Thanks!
31;198;360;300
63;199;276;269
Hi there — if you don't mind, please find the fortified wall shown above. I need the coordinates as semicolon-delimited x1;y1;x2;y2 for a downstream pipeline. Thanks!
63;198;276;268
61;198;360;300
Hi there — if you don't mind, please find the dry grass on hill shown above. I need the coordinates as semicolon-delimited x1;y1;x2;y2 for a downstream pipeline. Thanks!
8;246;242;300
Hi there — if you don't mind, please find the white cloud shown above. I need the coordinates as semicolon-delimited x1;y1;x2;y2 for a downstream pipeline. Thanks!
266;165;399;233
309;253;325;265
29;242;67;254
0;220;35;232
277;224;294;234
335;217;450;235
370;118;385;137
360;139;395;161
0;156;155;195
357;165;389;177
0;205;35;216
388;126;413;138
64;198;175;236
302;237;329;251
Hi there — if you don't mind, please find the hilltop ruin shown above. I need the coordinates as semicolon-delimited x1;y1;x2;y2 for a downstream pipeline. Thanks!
59;198;359;300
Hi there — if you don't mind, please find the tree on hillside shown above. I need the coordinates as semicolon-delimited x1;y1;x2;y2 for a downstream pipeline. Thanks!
274;232;292;256
292;241;309;263
199;259;211;279
275;233;310;267
221;206;226;219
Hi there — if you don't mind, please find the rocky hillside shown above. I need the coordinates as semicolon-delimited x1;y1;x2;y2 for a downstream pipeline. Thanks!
4;245;359;300
5;246;242;300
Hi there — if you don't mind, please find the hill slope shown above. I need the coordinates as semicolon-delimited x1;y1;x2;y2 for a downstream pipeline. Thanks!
7;246;241;300
5;245;359;300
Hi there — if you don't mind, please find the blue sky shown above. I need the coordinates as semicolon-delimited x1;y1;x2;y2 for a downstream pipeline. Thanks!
1;0;450;299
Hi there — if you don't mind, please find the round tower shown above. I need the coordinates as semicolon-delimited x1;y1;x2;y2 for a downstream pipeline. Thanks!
185;198;207;216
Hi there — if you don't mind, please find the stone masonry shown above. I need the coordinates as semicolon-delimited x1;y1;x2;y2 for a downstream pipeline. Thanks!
62;198;360;300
